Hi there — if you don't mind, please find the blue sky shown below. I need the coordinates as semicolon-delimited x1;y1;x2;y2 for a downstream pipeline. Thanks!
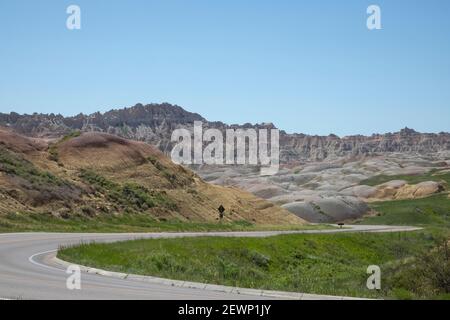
0;0;449;135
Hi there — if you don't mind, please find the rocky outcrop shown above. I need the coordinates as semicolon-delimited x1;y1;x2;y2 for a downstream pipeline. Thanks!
280;128;450;162
0;103;206;152
1;104;449;163
342;180;446;201
282;196;369;223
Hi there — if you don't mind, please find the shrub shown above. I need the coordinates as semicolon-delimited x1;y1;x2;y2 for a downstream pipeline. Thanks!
250;251;271;268
385;239;450;298
79;169;177;212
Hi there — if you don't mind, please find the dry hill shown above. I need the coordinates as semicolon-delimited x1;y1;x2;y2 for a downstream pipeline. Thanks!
0;128;303;226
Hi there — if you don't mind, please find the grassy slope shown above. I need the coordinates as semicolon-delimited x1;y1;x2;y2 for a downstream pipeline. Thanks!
0;212;330;233
58;231;441;299
357;168;450;229
0;131;305;230
358;194;450;228
359;169;450;187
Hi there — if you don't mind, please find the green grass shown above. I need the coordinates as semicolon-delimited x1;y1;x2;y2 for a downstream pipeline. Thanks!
359;194;450;229
147;155;194;186
60;130;82;142
58;230;447;299
0;147;69;187
0;211;332;233
359;169;450;186
48;131;82;163
383;241;450;299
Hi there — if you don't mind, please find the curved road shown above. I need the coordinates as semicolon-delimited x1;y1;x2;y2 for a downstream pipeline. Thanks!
0;225;421;300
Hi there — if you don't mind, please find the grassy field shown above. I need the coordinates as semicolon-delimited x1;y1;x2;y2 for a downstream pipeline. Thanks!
0;212;331;233
58;230;448;299
358;194;450;229
359;169;450;186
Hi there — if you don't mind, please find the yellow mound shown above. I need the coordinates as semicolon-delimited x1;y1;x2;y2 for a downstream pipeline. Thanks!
368;180;445;201
58;132;162;170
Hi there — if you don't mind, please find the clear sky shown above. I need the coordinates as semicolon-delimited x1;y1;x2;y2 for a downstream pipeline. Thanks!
0;0;449;136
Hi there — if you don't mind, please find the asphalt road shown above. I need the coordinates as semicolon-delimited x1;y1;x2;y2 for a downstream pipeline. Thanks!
0;225;421;300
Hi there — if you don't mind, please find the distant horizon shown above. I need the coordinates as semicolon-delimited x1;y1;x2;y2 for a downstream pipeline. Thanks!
1;102;448;137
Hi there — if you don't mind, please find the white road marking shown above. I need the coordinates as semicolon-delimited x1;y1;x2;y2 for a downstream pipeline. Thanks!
28;249;63;273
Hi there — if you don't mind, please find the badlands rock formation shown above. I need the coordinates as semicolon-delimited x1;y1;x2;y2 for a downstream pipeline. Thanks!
1;104;449;162
343;180;445;201
1;104;449;223
198;153;449;222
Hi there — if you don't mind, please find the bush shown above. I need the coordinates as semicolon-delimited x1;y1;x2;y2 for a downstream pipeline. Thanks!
0;147;67;187
250;251;271;268
48;144;59;162
122;183;156;209
147;156;165;171
385;239;450;298
79;169;177;212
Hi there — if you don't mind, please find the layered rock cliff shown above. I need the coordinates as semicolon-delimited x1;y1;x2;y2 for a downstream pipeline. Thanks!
1;103;449;163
